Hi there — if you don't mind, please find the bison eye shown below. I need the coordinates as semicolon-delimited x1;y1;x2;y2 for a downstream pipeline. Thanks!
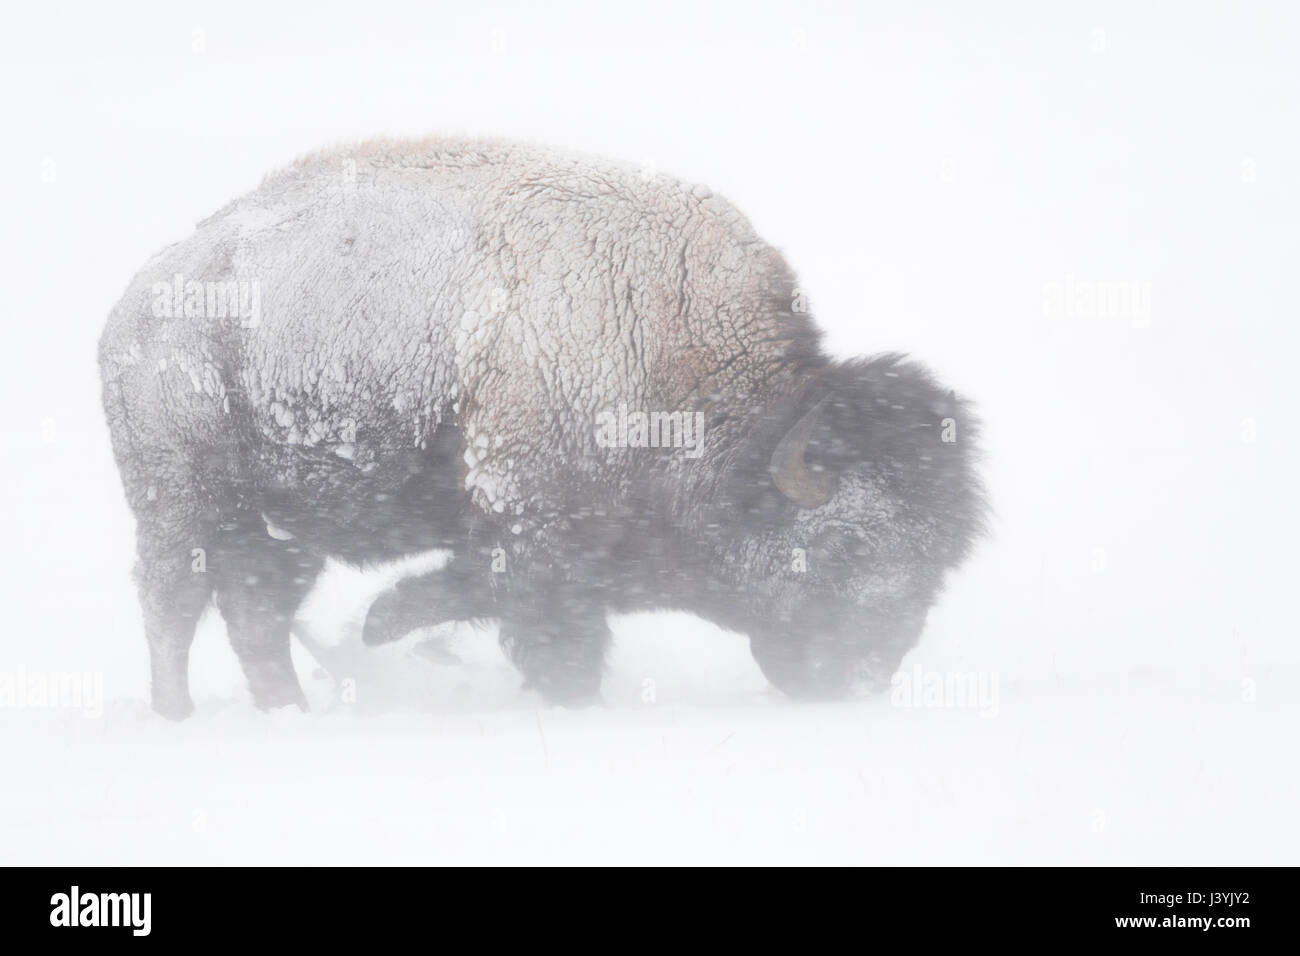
812;529;855;561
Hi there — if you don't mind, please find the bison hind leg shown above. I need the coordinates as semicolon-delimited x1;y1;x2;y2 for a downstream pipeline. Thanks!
126;481;218;721
210;512;323;711
135;532;215;721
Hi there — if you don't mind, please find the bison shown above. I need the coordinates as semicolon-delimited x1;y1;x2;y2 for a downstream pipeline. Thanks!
99;137;985;718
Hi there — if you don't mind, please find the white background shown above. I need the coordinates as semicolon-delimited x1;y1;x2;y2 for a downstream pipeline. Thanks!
1;0;1296;864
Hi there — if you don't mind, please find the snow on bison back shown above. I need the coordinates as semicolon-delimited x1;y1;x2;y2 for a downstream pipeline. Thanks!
98;137;985;719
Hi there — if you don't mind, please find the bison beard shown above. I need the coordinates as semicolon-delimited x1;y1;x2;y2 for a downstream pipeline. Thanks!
99;137;985;717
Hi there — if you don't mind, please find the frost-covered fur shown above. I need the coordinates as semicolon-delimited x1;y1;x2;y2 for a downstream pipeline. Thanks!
100;137;984;717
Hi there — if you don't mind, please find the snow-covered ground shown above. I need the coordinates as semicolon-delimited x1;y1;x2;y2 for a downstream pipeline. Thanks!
3;541;1294;865
5;600;1294;865
3;1;1298;864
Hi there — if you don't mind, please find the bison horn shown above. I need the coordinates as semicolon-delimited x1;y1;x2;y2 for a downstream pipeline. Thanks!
769;399;834;508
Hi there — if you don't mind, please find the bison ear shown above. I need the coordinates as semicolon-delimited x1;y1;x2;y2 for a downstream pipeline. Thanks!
769;398;835;508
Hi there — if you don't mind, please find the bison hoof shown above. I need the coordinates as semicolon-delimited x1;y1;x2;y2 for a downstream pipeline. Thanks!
253;691;308;713
243;660;307;712
521;677;604;708
151;692;195;721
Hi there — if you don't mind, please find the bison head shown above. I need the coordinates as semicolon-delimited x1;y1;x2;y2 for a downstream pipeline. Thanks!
706;355;984;698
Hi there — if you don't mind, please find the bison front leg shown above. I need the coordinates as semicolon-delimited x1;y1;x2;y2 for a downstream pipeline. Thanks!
498;595;610;707
362;557;497;646
210;512;323;710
